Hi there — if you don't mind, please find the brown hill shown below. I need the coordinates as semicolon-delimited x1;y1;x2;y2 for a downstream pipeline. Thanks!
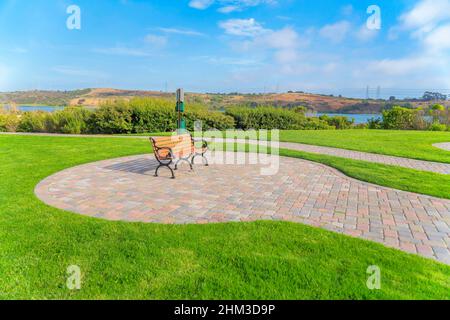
1;88;448;114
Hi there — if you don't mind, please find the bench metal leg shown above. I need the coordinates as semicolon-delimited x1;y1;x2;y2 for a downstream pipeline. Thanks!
155;164;175;179
192;154;209;166
174;158;193;171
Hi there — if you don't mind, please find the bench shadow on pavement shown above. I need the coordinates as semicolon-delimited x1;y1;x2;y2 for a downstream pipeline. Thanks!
103;158;193;178
104;158;159;175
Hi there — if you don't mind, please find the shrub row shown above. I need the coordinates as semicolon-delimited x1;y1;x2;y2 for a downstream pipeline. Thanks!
318;114;354;129
225;107;333;130
2;100;341;134
1;99;236;134
368;106;450;131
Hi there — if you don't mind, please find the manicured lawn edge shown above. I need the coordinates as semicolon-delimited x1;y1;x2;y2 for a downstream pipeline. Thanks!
279;148;450;200
279;130;450;164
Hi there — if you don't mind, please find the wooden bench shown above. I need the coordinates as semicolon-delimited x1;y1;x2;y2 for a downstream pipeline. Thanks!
150;134;208;179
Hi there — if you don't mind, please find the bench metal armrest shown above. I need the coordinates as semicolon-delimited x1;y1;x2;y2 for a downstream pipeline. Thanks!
155;147;174;162
193;139;208;154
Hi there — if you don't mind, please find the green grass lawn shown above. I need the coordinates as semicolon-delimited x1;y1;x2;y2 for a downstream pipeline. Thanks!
0;135;450;299
280;130;450;163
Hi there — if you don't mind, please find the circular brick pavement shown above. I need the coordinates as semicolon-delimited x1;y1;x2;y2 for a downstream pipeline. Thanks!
35;153;450;264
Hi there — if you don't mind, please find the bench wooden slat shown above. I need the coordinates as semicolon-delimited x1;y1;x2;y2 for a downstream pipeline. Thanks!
152;135;190;142
155;141;191;149
152;134;194;160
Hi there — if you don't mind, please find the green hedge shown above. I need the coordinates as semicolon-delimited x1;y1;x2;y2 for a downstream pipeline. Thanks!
319;115;354;129
128;98;235;132
7;98;236;134
4;99;344;134
0;112;21;132
225;107;333;130
381;107;425;130
380;106;450;131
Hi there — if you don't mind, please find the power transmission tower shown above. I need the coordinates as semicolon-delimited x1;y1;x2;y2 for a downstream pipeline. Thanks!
376;86;381;100
366;86;370;99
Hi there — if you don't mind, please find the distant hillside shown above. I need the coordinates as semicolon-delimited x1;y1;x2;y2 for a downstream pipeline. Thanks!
0;89;91;106
1;88;448;114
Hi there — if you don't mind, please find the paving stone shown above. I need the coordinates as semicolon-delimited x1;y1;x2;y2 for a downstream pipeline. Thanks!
35;152;450;265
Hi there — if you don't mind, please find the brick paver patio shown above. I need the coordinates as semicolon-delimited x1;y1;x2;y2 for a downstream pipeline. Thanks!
35;153;450;264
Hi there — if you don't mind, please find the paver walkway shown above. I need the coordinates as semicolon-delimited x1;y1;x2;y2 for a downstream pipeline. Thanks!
210;138;450;175
35;153;450;264
434;142;450;152
279;142;450;174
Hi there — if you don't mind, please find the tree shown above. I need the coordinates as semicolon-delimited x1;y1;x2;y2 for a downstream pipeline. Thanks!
430;104;445;111
428;104;446;124
422;91;447;101
292;106;307;114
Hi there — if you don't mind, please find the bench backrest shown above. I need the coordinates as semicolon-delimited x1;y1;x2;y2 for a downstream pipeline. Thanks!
151;134;194;160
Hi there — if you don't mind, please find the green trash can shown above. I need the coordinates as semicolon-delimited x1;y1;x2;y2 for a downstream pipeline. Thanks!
180;119;186;130
176;102;185;113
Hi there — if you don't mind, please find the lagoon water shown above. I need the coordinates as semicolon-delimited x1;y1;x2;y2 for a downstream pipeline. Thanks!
20;106;64;112
2;105;64;112
316;113;382;124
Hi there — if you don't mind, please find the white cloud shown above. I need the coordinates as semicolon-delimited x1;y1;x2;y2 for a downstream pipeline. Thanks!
52;66;107;78
322;62;338;73
399;0;450;32
190;0;276;13
274;48;298;64
355;24;379;42
92;47;152;57
219;17;303;68
158;27;205;36
367;57;433;76
260;27;301;64
144;34;168;48
389;0;450;41
341;4;353;16
319;21;351;43
189;0;214;10
362;0;450;91
195;55;262;66
219;18;267;37
215;1;450;93
262;27;299;49
218;5;240;13
380;0;450;73
424;23;450;52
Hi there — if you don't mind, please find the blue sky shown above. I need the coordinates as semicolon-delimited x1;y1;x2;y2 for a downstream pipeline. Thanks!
0;0;449;98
